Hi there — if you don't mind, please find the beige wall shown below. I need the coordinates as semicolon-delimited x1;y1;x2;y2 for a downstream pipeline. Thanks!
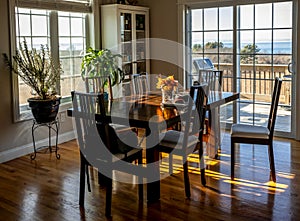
142;0;180;80
0;0;75;161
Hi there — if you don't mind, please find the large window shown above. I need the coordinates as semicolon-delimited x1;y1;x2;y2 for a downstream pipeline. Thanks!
187;1;294;136
12;1;90;120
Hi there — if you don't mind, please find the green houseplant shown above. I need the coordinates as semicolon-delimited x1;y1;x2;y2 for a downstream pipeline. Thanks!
2;39;62;123
81;47;124;87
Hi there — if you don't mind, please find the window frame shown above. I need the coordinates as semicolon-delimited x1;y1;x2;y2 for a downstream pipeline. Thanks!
180;0;297;138
8;0;92;122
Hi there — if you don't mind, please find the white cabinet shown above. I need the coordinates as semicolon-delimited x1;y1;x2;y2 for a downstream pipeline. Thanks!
101;4;150;81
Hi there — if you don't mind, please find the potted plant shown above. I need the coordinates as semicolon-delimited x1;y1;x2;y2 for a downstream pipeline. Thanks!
2;39;62;123
81;47;124;97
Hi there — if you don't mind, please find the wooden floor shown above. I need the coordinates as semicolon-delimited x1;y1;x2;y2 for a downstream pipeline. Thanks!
0;133;300;221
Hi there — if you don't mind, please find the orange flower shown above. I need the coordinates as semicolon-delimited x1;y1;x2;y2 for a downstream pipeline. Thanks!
156;75;178;90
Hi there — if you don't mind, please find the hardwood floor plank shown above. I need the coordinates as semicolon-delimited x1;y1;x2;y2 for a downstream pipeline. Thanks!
0;135;300;220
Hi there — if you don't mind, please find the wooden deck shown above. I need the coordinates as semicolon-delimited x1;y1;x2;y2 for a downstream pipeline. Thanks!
0;134;299;220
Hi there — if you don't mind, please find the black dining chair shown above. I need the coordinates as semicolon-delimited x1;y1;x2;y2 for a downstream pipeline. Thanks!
132;72;150;97
71;91;143;216
230;77;282;182
157;85;207;198
85;75;113;100
196;70;223;148
197;70;223;92
84;74;139;180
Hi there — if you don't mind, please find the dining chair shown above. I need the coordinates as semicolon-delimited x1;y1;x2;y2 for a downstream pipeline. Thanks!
196;70;223;151
132;72;150;97
71;91;143;216
84;74;137;172
130;72;150;141
157;84;207;198
230;77;282;182
85;75;113;100
197;70;223;92
85;74;136;130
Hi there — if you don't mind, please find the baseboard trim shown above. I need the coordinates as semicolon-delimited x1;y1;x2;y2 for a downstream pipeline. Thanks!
0;131;76;163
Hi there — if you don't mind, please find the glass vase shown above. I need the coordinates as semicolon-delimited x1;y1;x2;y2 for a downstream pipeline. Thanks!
161;86;176;103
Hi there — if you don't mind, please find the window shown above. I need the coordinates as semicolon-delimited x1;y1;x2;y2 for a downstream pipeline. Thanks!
11;0;90;121
15;8;51;108
58;12;87;98
186;1;294;136
188;7;234;91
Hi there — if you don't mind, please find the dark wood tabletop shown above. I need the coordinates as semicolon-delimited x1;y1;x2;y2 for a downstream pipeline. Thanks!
67;91;239;127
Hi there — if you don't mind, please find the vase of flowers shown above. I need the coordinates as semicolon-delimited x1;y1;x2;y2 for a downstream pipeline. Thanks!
156;75;178;103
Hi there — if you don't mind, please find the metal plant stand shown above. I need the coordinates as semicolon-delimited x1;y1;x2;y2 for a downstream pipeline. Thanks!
31;119;60;160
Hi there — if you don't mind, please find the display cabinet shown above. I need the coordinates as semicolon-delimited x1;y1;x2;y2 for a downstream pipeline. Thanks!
101;4;150;82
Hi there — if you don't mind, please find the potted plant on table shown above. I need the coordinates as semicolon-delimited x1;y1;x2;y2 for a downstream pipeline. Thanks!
81;47;124;99
2;39;62;123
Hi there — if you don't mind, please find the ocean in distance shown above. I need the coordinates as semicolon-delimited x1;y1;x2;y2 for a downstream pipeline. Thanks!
223;41;292;54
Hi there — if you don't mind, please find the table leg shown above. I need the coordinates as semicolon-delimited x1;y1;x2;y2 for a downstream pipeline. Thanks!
207;107;220;159
146;127;160;202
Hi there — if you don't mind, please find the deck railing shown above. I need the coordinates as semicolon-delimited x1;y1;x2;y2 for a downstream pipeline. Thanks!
219;63;292;105
19;63;292;106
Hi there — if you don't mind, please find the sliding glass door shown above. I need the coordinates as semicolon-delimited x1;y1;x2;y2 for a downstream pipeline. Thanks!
187;1;295;137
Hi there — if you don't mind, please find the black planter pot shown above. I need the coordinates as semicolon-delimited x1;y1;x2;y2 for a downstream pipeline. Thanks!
28;96;61;123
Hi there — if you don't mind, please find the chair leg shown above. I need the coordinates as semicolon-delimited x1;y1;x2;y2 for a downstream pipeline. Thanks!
183;160;191;198
169;154;173;175
98;169;101;185
79;153;86;206
231;140;235;180
105;177;112;217
138;156;143;201
268;143;276;182
198;141;206;186
208;110;212;128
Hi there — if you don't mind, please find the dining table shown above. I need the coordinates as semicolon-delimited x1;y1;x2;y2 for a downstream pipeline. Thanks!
67;90;239;202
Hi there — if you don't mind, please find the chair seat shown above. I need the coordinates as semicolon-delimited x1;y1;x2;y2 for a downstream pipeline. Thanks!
113;148;142;161
159;130;199;153
110;123;135;132
231;124;270;139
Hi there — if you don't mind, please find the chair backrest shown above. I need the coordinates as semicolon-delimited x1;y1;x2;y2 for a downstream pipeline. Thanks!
85;75;113;100
189;84;208;137
71;91;112;160
198;70;223;92
268;77;282;138
132;72;150;96
176;84;206;154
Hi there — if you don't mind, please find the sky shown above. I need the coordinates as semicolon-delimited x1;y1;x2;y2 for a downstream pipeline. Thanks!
191;1;293;43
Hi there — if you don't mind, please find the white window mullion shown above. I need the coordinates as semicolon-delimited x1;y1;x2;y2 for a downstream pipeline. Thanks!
68;15;75;94
49;11;60;95
233;5;239;124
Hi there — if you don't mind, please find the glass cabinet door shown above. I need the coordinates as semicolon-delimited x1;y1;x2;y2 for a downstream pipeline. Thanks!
135;13;146;73
101;4;149;97
120;12;133;77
